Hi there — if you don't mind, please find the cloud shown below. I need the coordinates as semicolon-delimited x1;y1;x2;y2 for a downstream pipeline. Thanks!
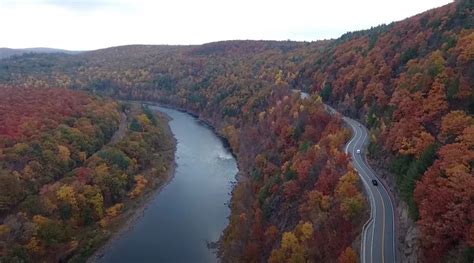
1;0;129;12
41;0;114;11
0;0;454;50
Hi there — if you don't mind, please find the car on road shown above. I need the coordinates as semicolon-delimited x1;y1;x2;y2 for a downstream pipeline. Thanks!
356;149;361;154
372;179;378;186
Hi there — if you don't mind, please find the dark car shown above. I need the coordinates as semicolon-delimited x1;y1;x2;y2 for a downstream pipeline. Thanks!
371;179;378;186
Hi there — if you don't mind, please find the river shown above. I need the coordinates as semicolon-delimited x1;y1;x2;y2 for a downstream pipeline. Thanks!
96;106;238;263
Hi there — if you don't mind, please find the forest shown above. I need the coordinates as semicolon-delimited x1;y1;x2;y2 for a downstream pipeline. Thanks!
0;87;174;262
0;0;472;262
219;91;366;262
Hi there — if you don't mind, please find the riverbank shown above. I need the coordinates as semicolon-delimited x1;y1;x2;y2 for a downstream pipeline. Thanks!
141;101;246;185
86;109;177;263
139;101;236;158
91;104;237;262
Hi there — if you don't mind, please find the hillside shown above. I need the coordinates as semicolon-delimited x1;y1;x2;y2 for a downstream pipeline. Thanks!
305;1;473;260
0;87;174;262
0;0;472;261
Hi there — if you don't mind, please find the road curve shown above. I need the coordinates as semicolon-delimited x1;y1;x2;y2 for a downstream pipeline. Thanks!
326;104;396;263
294;91;396;263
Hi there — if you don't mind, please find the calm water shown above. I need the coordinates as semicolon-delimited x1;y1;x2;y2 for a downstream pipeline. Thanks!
97;106;238;263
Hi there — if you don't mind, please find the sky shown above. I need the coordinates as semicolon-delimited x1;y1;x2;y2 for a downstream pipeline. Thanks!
0;0;453;51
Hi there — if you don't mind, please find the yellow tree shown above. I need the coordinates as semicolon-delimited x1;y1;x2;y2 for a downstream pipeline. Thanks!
128;175;148;198
269;222;313;263
335;170;364;220
57;145;71;162
439;110;473;143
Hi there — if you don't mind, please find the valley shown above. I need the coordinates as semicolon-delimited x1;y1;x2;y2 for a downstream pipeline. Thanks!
0;1;472;262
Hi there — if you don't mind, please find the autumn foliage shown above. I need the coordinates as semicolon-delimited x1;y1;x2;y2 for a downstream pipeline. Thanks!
0;88;174;262
0;0;471;260
301;2;473;259
218;92;366;262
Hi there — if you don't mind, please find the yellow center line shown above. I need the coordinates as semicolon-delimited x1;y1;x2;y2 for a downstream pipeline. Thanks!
375;186;386;263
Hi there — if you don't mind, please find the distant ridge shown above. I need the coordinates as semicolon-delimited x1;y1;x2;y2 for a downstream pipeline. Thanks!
0;47;82;59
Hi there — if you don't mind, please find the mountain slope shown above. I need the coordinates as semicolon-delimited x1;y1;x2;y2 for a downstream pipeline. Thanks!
0;87;175;262
304;2;473;260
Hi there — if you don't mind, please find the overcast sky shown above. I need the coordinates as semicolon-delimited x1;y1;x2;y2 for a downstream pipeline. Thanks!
0;0;453;50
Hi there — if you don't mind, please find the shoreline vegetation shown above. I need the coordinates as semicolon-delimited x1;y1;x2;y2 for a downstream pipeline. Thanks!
0;89;177;263
76;104;177;263
85;104;177;263
142;101;237;159
90;102;242;262
86;162;176;263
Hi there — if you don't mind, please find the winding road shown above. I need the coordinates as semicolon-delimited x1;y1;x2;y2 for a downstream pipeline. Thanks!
342;115;396;263
327;104;396;263
297;91;396;263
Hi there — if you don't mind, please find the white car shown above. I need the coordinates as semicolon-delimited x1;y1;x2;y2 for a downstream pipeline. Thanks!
356;149;361;154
